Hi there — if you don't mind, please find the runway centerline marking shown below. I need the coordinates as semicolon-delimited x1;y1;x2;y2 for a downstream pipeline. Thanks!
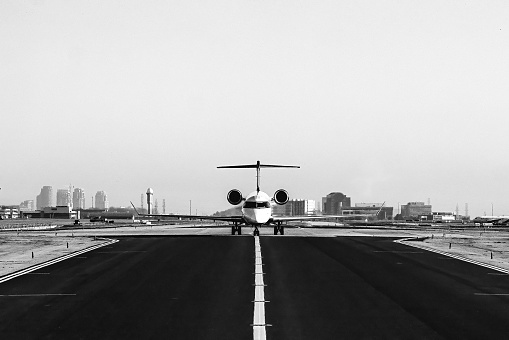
253;236;267;340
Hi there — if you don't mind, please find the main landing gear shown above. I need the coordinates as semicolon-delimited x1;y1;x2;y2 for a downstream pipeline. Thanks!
274;222;284;235
231;222;242;235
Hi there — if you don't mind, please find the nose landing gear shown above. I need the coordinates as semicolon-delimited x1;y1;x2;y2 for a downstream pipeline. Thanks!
253;225;260;236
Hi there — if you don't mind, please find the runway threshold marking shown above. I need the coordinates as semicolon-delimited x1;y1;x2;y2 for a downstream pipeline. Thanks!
253;236;267;340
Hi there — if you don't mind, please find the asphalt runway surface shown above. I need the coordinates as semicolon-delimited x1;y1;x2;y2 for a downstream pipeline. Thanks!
2;235;509;339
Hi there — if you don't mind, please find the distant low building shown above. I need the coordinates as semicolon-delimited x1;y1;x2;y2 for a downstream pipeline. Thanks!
0;206;20;219
22;206;77;219
400;202;432;219
272;199;317;216
342;203;393;220
432;212;456;222
418;212;457;222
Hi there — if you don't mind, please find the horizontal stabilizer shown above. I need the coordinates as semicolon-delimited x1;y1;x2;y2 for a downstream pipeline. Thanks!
218;160;299;169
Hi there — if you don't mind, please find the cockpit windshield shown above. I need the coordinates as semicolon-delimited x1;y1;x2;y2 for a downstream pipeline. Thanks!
243;201;271;209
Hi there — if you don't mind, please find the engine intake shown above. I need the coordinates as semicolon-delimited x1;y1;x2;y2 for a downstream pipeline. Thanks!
273;189;289;205
227;189;243;205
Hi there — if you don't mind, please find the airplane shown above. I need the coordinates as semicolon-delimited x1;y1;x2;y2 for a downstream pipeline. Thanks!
131;161;376;236
472;216;509;226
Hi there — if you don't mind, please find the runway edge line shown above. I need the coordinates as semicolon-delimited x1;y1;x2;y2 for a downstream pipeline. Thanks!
0;237;119;284
396;237;509;274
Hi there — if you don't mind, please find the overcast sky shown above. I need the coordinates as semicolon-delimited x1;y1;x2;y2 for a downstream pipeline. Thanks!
1;0;508;217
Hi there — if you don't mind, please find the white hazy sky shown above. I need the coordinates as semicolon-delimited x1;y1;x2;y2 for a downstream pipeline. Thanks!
1;0;508;217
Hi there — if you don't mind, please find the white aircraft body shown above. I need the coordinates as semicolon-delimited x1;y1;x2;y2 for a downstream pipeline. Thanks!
132;161;375;235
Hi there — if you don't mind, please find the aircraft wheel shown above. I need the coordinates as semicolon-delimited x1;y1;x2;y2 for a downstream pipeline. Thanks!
238;227;242;235
274;226;278;235
232;226;236;235
280;226;284;235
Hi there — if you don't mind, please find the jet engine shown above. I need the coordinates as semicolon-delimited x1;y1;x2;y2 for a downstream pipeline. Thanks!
273;189;289;205
227;189;243;205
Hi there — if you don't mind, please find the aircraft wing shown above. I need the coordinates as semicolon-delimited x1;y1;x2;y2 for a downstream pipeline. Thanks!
136;213;244;223
130;201;244;223
271;214;374;222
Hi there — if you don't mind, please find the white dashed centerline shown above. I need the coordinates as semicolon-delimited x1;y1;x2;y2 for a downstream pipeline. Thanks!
253;236;267;340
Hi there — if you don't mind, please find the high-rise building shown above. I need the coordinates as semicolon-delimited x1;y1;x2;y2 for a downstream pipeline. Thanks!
56;189;71;207
322;192;351;215
73;188;86;209
95;191;109;210
36;186;53;210
19;200;35;211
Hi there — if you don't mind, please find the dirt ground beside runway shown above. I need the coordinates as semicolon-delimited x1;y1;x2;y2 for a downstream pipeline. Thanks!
0;234;106;276
409;228;509;271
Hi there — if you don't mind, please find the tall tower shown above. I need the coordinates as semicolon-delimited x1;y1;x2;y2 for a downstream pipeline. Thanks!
95;191;109;210
57;189;71;206
146;188;153;214
73;188;86;209
36;186;53;210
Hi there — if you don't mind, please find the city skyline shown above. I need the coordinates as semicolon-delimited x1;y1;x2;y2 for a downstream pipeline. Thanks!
0;182;491;218
1;1;508;217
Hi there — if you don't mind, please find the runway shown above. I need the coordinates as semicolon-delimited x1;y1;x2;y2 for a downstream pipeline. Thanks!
1;235;509;339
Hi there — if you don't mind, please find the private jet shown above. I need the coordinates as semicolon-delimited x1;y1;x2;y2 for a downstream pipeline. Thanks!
131;161;374;236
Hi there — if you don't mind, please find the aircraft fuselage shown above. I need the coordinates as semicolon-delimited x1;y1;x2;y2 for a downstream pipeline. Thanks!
241;191;272;225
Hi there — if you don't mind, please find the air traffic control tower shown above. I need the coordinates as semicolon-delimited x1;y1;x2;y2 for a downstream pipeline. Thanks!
146;188;153;214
